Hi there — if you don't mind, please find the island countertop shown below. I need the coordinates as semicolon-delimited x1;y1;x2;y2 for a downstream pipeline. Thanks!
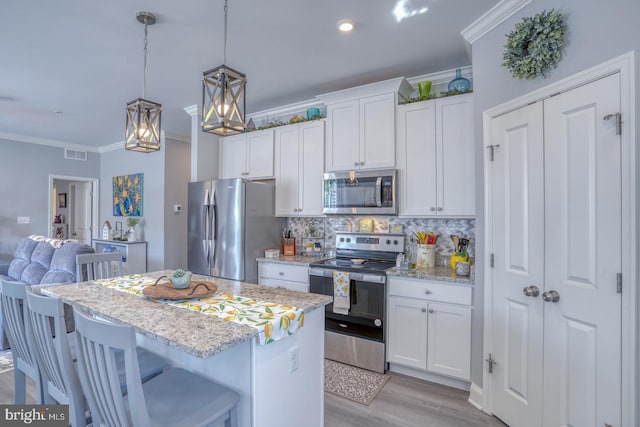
42;270;332;359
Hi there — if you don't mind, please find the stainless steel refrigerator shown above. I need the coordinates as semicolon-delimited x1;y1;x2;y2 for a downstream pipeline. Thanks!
188;178;285;284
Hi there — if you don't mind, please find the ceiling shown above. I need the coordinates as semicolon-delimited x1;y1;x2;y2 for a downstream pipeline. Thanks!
0;0;498;149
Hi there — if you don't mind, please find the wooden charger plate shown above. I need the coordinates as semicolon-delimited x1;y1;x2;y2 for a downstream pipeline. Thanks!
143;277;218;300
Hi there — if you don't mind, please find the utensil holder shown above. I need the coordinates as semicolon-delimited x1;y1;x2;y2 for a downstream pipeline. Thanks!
282;238;296;256
416;244;436;268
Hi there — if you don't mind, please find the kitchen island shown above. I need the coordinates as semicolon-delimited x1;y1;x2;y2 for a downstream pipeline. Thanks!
43;270;332;427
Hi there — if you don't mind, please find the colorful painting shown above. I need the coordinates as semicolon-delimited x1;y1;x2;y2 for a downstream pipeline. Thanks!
113;173;143;216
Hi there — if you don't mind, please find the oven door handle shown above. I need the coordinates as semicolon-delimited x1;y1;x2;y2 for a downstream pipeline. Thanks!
309;268;385;284
376;177;382;207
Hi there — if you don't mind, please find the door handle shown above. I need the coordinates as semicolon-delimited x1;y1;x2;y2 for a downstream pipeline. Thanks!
542;290;560;303
522;285;540;297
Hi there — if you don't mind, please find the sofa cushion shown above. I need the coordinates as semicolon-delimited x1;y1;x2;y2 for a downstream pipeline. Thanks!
41;242;94;284
7;238;38;280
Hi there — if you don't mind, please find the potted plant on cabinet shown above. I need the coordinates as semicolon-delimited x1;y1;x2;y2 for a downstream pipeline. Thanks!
126;217;140;242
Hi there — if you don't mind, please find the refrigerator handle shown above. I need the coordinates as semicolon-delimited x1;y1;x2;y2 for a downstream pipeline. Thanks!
209;188;216;266
203;189;210;267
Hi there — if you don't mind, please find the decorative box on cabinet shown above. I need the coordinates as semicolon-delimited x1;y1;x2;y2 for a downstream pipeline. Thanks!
274;120;325;217
396;93;475;216
387;276;472;388
92;239;147;274
219;128;274;179
258;262;309;293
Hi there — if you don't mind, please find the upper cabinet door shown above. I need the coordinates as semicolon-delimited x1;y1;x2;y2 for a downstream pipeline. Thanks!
246;129;274;179
219;133;247;179
360;92;395;170
397;102;438;216
326;99;360;171
299;121;325;216
274;126;300;216
435;94;475;216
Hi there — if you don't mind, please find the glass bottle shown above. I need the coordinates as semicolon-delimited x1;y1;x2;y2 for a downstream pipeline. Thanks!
448;68;471;93
407;237;417;270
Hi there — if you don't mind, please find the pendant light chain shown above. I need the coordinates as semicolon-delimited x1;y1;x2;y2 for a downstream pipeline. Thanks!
223;0;228;65
143;21;149;99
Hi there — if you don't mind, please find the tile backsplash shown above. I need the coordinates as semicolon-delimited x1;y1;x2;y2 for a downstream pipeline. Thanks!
287;216;475;263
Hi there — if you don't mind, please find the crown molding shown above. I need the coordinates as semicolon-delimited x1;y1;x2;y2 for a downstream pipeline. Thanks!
248;98;323;123
99;141;124;153
406;66;473;87
461;0;533;44
184;104;199;117
0;131;100;152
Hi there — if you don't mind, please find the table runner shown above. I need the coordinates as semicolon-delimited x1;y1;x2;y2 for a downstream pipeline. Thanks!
95;275;304;345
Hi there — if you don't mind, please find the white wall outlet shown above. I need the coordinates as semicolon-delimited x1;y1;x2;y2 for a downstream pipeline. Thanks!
17;216;30;224
173;204;182;214
289;346;299;373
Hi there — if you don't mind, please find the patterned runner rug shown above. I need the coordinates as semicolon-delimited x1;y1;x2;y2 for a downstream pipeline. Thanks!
0;350;13;374
324;359;390;406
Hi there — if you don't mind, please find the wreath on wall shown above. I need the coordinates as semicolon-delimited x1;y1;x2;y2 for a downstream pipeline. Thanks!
502;9;566;80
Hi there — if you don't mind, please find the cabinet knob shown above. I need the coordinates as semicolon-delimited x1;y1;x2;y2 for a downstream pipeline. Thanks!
430;207;436;212
360;162;365;166
421;308;427;312
424;289;432;295
278;272;284;276
437;207;443;211
354;162;359;166
428;309;434;314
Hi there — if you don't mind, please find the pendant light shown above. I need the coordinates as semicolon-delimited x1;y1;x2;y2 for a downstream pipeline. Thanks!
125;12;162;152
202;0;246;135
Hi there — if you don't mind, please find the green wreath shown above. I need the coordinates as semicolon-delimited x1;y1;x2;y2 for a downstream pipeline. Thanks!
502;9;566;80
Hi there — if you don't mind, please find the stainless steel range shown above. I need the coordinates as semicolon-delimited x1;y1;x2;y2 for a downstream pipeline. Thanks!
309;232;405;373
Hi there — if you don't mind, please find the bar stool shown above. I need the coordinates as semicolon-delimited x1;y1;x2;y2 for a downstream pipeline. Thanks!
76;252;124;281
73;305;240;427
0;279;46;404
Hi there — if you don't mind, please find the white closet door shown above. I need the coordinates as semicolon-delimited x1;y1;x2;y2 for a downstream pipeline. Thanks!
489;102;545;427
542;73;622;427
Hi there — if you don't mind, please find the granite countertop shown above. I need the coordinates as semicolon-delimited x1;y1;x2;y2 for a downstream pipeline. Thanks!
386;266;474;285
256;255;329;266
42;270;332;359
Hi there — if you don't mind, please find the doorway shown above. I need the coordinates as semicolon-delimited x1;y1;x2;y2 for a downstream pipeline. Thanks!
49;175;99;245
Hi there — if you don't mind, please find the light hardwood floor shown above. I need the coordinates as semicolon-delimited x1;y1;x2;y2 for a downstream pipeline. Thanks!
1;368;505;426
326;372;506;427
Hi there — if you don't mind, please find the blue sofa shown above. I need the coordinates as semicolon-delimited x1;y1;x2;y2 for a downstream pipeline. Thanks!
0;235;94;349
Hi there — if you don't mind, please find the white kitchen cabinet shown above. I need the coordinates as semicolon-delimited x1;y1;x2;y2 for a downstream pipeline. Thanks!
258;262;309;293
92;239;147;274
219;129;274;179
387;276;472;383
325;93;396;172
396;93;475;216
274;121;325;217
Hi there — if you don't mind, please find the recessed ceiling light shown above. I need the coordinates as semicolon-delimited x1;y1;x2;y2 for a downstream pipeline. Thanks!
337;19;354;32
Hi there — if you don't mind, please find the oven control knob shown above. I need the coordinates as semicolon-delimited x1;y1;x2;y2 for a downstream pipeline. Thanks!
346;238;351;243
374;319;382;327
339;237;345;242
386;239;391;244
393;240;398;245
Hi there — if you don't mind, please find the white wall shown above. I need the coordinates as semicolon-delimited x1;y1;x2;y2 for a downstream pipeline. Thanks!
469;0;640;386
99;144;165;271
0;139;100;256
163;138;191;269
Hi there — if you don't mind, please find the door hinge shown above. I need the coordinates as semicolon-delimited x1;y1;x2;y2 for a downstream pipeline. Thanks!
603;113;622;135
485;353;496;374
490;253;494;268
617;273;622;293
486;144;500;162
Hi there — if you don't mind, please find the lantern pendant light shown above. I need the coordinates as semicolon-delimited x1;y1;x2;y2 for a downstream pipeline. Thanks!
125;12;162;152
202;0;246;135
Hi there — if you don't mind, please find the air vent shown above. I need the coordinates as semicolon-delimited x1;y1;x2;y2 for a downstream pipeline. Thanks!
64;148;88;161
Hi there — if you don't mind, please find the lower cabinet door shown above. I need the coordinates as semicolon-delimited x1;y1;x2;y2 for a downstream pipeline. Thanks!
426;302;471;380
387;296;428;371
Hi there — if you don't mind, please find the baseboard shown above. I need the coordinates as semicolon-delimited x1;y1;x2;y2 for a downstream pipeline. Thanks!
468;383;483;410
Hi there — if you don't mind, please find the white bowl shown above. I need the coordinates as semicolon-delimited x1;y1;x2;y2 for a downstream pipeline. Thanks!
350;258;366;265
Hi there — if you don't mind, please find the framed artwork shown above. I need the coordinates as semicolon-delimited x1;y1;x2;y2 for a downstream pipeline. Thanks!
113;173;143;216
57;193;67;208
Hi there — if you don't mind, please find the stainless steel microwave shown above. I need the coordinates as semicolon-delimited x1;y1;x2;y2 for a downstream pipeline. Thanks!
322;169;397;215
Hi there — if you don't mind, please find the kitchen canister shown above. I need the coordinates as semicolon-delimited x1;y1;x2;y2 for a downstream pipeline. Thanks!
416;244;436;269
